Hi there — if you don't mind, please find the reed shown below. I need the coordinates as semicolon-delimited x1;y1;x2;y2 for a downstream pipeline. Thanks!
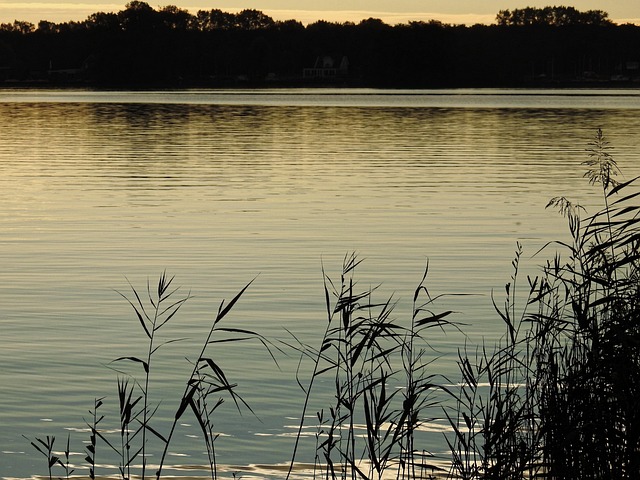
530;129;640;478
286;253;406;480
27;274;270;480
152;276;271;480
84;397;106;480
444;244;541;480
285;253;456;480
445;129;640;479
396;261;460;480
112;272;192;480
23;435;64;480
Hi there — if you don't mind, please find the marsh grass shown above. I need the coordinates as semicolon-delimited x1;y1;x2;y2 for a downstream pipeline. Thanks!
530;129;640;478
84;397;106;480
444;129;640;479
284;253;458;480
23;434;73;480
25;129;640;479
444;245;541;480
27;273;273;480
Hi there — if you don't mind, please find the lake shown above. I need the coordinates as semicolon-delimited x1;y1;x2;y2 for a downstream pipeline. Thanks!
1;88;640;479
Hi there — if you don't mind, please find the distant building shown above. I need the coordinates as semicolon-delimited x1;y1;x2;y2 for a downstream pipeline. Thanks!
303;55;349;80
47;58;89;83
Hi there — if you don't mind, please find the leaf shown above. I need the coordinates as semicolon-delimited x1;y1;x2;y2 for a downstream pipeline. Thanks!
176;384;198;420
203;358;231;386
214;326;258;336
189;397;207;429
611;205;640;218
607;175;640;197
113;356;149;373
151;337;188;355
207;337;252;345
118;287;152;339
215;278;255;325
95;430;120;454
610;189;640;207
144;423;168;444
463;411;473;429
415;310;453;327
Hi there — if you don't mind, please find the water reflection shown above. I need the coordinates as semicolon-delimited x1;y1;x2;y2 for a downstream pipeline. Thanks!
1;91;640;478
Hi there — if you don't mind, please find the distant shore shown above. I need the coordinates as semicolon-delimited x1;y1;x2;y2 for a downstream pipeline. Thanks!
1;76;639;90
1;5;638;92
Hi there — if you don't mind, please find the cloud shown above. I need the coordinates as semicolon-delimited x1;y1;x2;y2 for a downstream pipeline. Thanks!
0;3;495;25
616;17;640;25
0;2;122;23
259;9;496;25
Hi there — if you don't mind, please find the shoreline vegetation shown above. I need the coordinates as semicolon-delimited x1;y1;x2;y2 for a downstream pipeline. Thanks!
0;4;639;89
25;129;640;479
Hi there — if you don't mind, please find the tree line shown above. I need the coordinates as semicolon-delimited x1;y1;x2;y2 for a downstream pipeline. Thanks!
0;2;638;87
496;6;613;26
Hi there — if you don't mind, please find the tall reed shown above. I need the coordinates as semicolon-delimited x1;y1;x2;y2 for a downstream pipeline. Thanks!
445;244;541;480
113;272;191;479
27;274;266;480
286;253;455;480
286;253;401;480
84;397;106;480
531;129;640;478
445;128;640;479
396;261;459;480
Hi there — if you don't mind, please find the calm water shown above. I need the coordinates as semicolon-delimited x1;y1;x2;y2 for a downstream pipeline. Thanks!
1;88;640;478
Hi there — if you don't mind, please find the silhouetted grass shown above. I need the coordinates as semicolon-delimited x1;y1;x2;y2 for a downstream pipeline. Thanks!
26;273;275;480
25;129;640;479
281;253;464;480
444;129;640;479
444;244;541;480
531;129;640;479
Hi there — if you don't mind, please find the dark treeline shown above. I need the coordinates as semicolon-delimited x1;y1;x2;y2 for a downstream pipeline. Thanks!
0;2;639;88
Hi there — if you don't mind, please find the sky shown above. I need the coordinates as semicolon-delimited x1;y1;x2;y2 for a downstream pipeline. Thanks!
0;0;638;26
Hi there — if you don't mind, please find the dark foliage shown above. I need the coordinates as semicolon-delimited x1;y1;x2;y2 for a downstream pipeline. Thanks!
496;6;613;27
0;3;638;87
446;130;640;479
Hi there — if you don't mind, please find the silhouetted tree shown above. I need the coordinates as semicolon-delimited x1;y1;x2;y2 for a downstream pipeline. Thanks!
358;17;389;29
195;9;236;30
0;39;15;67
158;5;194;30
84;12;120;31
118;1;158;32
236;9;275;30
0;20;35;34
497;6;612;26
36;21;57;34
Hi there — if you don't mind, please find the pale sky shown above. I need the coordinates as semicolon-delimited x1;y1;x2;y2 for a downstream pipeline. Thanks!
0;0;638;26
